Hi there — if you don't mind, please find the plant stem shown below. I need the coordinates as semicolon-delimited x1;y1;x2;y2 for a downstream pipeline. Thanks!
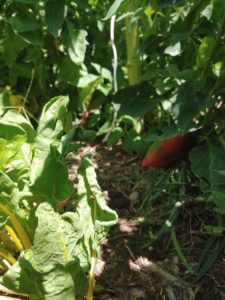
0;204;32;250
0;245;16;264
5;225;24;252
86;249;97;300
125;0;141;85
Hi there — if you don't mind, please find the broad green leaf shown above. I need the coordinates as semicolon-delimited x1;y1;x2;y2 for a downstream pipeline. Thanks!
77;157;118;250
3;110;35;144
212;0;225;24
58;57;80;88
76;128;96;142
66;22;88;65
10;10;42;45
45;0;65;37
190;144;225;191
30;96;73;203
107;127;124;147
196;37;215;69
0;121;26;169
2;249;86;300
123;129;146;154
112;82;158;117
2;25;26;67
15;30;43;46
10;12;40;33
78;74;102;105
2;111;35;187
211;192;225;215
33;203;86;267
176;82;199;131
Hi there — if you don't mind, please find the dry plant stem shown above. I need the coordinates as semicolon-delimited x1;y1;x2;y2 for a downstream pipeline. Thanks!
57;195;74;210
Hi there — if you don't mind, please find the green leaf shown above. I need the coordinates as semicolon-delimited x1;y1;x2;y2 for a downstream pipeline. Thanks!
176;82;199;131
76;128;97;142
33;203;85;267
107;127;124;147
2;111;35;186
77;157;118;250
2;25;26;67
30;96;73;203
10;12;40;33
66;22;88;65
2;249;87;299
190;144;225;191
45;0;65;37
112;81;158;117
3;110;36;144
78;73;102;105
58;57;80;87
0;121;26;169
211;192;225;215
196;37;216;69
10;10;42;45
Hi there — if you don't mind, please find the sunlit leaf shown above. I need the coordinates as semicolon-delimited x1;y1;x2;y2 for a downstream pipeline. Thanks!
66;22;88;65
164;42;182;57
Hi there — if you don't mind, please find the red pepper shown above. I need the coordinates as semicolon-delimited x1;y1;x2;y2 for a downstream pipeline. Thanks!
141;131;198;169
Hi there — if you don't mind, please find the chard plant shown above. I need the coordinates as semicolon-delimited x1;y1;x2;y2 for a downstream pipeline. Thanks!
0;96;118;300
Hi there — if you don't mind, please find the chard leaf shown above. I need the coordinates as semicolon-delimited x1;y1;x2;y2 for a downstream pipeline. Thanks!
33;203;85;268
2;249;86;300
0;121;26;169
77;157;118;251
30;96;73;203
3;111;35;186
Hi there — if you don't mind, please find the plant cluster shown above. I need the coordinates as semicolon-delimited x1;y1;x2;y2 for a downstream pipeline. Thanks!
0;96;117;299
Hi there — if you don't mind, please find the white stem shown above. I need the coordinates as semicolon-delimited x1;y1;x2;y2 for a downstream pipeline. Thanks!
110;15;118;93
